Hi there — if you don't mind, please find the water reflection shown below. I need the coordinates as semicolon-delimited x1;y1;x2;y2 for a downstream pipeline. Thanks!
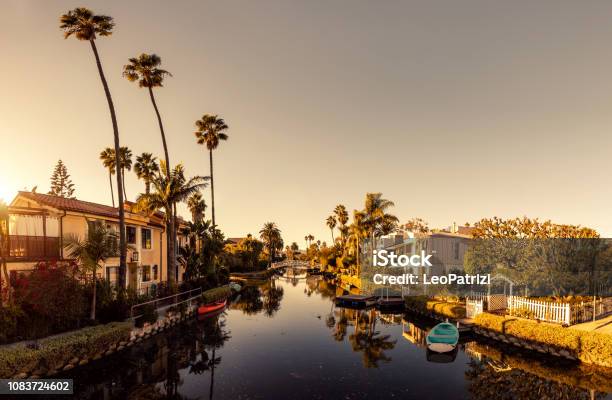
65;275;611;400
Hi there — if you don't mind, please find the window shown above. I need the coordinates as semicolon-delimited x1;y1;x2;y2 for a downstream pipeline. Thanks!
142;265;151;282
142;228;152;249
106;266;118;284
127;226;137;244
152;265;158;280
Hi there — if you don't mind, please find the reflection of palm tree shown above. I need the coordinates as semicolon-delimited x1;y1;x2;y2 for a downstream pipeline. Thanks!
262;280;285;316
348;330;396;368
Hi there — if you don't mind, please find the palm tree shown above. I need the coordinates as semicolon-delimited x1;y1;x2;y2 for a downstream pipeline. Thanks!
259;222;282;267
99;147;116;207
61;7;127;287
122;54;172;177
334;204;349;243
348;210;368;271
118;147;132;200
363;193;399;249
187;192;207;223
326;215;337;242
194;114;229;228
135;163;209;283
64;222;118;320
134;152;159;194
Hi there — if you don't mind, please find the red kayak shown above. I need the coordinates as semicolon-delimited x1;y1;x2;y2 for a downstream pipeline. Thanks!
198;299;227;315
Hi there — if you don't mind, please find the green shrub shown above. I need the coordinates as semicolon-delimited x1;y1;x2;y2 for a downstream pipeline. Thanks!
0;305;24;343
405;296;466;319
0;322;132;378
135;304;158;328
473;313;612;367
201;286;232;304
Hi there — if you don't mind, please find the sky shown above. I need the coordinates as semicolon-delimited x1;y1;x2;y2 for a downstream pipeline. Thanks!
1;0;612;246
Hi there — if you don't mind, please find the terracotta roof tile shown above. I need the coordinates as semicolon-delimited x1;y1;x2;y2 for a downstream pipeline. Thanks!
17;191;119;218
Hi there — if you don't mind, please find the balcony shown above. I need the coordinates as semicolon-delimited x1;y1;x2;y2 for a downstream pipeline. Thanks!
7;235;61;262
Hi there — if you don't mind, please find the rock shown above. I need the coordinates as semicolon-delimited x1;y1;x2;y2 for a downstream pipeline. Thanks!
92;354;102;361
13;372;28;379
559;349;571;357
119;341;127;346
29;375;40;379
78;359;89;366
32;367;48;377
117;346;125;351
47;369;58;376
63;364;74;371
70;357;80;365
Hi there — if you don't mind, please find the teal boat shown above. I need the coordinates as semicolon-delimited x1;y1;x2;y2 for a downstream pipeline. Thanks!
426;322;459;353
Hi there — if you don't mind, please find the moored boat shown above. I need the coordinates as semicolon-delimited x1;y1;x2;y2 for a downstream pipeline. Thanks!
426;322;459;353
335;294;377;308
198;299;227;316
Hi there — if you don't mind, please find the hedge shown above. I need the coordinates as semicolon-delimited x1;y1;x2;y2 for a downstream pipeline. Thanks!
473;313;612;367
201;286;232;304
0;322;132;378
405;296;466;319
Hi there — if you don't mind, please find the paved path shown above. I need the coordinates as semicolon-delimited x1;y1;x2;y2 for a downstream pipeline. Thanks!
569;315;612;335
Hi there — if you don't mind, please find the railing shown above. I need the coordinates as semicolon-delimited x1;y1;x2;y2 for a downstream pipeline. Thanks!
130;287;203;320
466;298;484;318
7;235;60;261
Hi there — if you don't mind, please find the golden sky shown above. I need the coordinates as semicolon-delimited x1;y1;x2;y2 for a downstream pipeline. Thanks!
1;0;612;245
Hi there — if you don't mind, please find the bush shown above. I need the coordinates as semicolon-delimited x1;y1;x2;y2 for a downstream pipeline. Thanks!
473;313;612;367
201;286;232;304
0;322;132;378
405;296;466;319
135;304;158;328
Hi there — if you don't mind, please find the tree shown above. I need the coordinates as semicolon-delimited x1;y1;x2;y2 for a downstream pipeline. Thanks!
334;204;349;243
363;193;398;247
326;215;337;242
194;114;229;228
118;147;132;200
403;217;429;235
134;152;159;194
135;163;209;283
64;222;118;320
123;54;172;176
100;148;117;206
61;7;127;288
259;222;282;267
187;192;207;223
0;201;10;304
48;159;75;198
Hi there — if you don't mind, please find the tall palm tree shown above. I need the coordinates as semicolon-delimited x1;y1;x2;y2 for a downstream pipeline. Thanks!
134;152;159;194
99;147;116;207
259;222;282;267
334;204;349;243
118;147;132;200
135;163;209;283
187;192;207;223
64;222;118;320
326;215;337;242
348;210;368;271
122;54;172;177
194;114;229;228
61;7;127;287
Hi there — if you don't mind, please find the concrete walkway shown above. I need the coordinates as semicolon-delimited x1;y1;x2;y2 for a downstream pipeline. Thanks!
569;315;612;335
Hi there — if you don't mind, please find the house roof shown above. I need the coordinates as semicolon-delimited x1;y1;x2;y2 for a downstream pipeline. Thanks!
16;191;119;219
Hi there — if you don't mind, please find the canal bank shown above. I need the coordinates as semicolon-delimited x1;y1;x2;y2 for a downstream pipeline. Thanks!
46;273;612;399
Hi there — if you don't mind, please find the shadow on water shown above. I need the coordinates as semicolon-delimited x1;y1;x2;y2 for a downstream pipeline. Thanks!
60;274;611;399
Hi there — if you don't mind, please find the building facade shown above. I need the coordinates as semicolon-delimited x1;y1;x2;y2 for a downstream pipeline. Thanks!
5;192;188;294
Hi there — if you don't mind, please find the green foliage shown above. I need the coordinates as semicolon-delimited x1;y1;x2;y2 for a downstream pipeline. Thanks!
0;305;23;343
48;159;75;198
405;296;466;319
0;322;131;378
135;304;158;328
474;313;612;367
201;286;231;304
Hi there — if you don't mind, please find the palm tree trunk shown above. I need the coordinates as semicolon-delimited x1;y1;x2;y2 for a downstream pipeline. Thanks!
331;229;334;243
209;150;215;228
145;181;150;195
148;87;170;176
108;170;115;207
122;168;127;201
90;39;127;289
166;213;176;285
91;273;97;320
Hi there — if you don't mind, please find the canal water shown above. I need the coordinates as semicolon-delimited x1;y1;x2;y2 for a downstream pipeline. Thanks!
67;273;611;399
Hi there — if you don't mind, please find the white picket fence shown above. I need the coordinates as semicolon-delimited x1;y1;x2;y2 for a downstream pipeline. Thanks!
508;296;612;326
